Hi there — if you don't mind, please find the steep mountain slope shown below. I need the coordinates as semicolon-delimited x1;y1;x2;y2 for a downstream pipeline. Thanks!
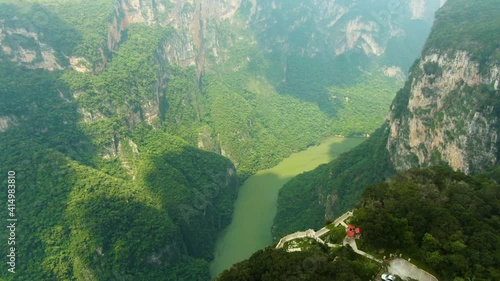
0;59;238;280
274;0;500;237
387;0;500;174
273;127;395;237
0;0;442;280
242;0;441;133
220;167;500;281
0;0;441;176
352;167;500;280
217;244;380;281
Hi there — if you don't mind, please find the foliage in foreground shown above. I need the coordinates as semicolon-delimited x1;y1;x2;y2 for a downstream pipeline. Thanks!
216;244;378;281
353;166;500;281
0;59;237;281
231;167;500;281
273;125;395;238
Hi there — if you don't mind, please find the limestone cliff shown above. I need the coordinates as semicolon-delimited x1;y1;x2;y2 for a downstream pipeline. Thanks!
386;0;500;174
387;52;499;174
0;0;441;109
274;0;500;239
246;0;442;70
0;21;64;70
105;0;442;76
106;0;241;76
1;0;441;71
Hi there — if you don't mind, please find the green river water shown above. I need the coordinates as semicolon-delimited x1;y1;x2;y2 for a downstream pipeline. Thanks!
209;137;365;278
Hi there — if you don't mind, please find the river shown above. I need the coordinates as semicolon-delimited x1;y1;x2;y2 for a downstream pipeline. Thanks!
209;137;365;278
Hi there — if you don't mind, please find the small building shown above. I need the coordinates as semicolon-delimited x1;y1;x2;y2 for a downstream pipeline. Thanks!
346;224;362;239
355;227;362;238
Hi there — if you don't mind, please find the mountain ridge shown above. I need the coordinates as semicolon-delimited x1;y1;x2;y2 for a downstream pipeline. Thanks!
0;1;447;280
274;0;499;243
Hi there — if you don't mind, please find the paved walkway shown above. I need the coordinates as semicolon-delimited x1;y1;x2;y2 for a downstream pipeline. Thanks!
275;229;326;249
333;211;353;226
315;227;330;237
276;211;353;250
343;237;382;263
275;210;382;264
317;211;353;238
388;258;438;281
275;210;437;281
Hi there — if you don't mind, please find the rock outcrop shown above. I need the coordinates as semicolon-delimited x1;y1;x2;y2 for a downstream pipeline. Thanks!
273;0;500;242
387;51;499;174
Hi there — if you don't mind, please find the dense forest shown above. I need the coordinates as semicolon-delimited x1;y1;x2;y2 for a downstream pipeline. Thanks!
2;0;495;280
0;0;429;177
274;0;500;241
0;59;239;280
222;166;500;281
216;245;379;281
273;126;395;238
0;1;411;279
353;166;500;281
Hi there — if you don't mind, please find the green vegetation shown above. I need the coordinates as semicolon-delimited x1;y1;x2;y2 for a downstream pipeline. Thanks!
273;54;368;115
0;0;113;64
273;126;395;238
221;166;500;281
352;167;500;281
52;8;385;179
283;237;319;251
0;0;448;280
66;24;168;122
423;0;500;63
209;137;365;278
212;0;498;278
163;65;204;144
323;226;348;245
203;74;332;177
329;74;400;135
1;0;407;179
275;0;500;249
245;0;434;124
0;58;237;280
196;18;335;176
35;0;114;64
216;245;379;281
197;15;402;176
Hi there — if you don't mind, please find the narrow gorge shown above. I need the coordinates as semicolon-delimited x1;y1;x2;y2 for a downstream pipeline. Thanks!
3;0;488;280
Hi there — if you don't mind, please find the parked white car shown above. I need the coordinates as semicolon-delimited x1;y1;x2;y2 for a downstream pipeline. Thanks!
381;273;396;281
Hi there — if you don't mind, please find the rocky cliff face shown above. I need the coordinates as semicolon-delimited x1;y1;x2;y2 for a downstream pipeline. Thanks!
87;0;442;171
0;22;64;70
387;51;499;174
273;0;499;240
106;0;443;73
386;0;500;174
0;1;446;170
107;0;241;76
409;0;445;20
246;0;442;68
0;0;439;105
0;0;441;72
